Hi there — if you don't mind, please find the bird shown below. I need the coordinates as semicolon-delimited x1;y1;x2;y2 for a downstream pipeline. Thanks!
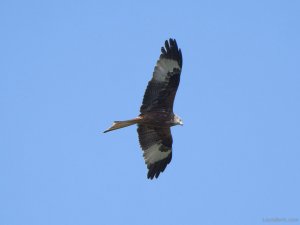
104;38;183;179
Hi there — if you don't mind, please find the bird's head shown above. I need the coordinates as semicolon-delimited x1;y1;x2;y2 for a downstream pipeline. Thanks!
174;114;184;126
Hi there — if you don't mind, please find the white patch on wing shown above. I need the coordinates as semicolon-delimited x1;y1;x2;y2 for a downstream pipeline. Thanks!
143;143;171;165
153;59;180;82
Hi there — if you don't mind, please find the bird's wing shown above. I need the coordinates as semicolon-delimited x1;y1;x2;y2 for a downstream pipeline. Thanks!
137;125;173;179
140;39;183;114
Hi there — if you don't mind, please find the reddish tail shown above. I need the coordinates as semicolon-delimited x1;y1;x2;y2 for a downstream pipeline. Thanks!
103;117;141;133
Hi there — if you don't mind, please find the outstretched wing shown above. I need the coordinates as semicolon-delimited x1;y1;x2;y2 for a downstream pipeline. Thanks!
140;39;183;114
137;125;173;179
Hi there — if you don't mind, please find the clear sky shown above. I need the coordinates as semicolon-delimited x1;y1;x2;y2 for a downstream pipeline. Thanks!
1;0;300;225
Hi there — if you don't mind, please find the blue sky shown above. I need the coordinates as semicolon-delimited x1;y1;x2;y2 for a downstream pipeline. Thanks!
1;0;300;224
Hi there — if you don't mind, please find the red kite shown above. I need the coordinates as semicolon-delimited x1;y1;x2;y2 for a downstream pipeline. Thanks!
104;39;183;179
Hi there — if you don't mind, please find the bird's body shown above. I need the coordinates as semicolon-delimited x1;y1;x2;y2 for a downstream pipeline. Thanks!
140;111;181;127
104;39;183;179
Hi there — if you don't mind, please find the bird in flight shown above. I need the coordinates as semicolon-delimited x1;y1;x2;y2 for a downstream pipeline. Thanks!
104;38;183;179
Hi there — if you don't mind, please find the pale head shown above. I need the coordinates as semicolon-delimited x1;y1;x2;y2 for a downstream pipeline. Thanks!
173;114;184;126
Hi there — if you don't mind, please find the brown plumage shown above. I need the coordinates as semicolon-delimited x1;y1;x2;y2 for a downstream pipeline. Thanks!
104;39;183;179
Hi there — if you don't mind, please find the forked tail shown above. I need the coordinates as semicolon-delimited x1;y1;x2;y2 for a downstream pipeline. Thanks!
103;117;142;133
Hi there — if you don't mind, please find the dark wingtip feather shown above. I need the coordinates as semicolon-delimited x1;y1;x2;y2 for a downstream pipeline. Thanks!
160;38;183;68
146;153;172;179
165;40;170;51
